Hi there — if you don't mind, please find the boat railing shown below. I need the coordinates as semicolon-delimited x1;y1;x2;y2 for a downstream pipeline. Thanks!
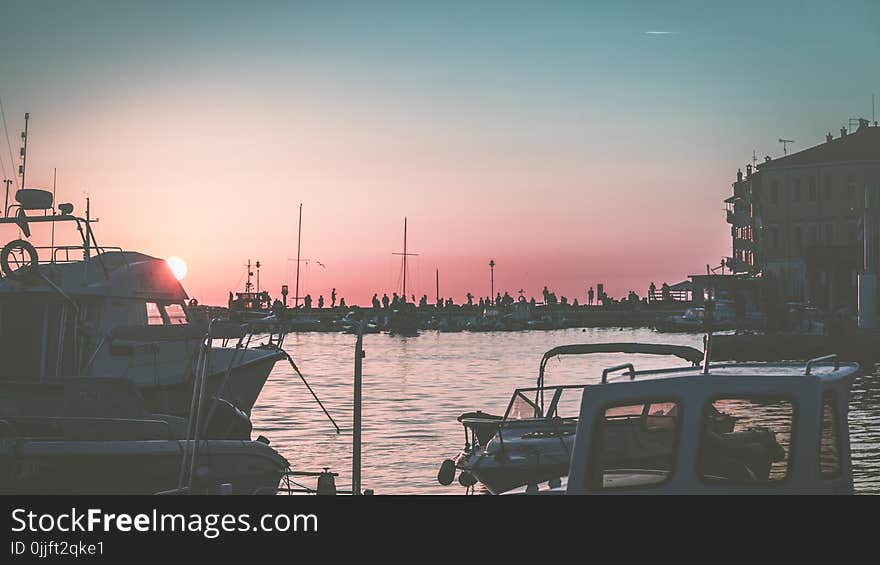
805;354;839;376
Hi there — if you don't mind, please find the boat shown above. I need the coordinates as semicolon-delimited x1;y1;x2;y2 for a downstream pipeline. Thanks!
438;342;716;494
503;346;859;494
0;321;290;495
0;188;284;418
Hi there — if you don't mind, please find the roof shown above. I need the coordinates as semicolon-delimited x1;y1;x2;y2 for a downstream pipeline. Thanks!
758;121;880;170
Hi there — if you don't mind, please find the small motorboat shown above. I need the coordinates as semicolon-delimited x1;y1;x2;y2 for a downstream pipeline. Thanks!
438;342;715;494
504;348;859;494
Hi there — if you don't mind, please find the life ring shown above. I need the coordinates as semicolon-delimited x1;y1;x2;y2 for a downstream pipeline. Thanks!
1;239;39;278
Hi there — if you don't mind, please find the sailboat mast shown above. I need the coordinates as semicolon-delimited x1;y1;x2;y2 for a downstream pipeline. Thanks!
19;113;29;190
295;203;303;308
402;217;407;300
436;268;439;305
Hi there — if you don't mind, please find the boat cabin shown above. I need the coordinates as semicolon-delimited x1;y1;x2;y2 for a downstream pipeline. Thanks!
519;355;857;494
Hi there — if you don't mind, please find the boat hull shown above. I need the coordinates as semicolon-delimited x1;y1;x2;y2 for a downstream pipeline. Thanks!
0;439;288;495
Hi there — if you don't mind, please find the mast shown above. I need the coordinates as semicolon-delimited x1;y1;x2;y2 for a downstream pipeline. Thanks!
294;203;302;308
19;113;29;191
51;168;56;262
403;217;407;299
436;268;439;305
245;260;253;293
392;217;418;301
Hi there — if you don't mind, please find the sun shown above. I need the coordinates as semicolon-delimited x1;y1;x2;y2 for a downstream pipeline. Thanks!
166;256;188;281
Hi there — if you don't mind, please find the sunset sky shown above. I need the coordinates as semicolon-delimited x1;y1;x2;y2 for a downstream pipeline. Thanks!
1;1;878;305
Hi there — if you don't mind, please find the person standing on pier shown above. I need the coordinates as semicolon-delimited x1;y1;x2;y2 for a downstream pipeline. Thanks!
339;297;346;309
588;287;594;306
466;292;474;307
331;288;337;308
304;294;312;310
372;293;381;309
382;293;390;309
318;295;324;309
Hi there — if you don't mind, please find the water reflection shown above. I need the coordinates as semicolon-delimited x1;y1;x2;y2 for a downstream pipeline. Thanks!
249;328;878;494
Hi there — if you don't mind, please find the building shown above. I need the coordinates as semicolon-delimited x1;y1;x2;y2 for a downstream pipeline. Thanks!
725;118;880;313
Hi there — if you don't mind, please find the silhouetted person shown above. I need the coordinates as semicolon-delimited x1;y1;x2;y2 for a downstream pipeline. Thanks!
588;287;594;306
382;293;390;309
661;282;671;302
530;297;536;308
318;295;324;309
466;292;474;306
304;294;312;310
543;286;550;304
392;293;400;308
419;295;428;308
331;288;337;308
649;282;657;302
496;292;502;306
272;299;284;317
372;293;381;309
572;298;579;307
478;297;485;309
339;297;346;309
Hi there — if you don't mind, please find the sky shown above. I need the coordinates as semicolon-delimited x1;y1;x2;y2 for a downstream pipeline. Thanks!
1;0;878;305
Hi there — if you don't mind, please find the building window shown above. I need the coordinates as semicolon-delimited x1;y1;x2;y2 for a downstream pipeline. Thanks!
793;178;801;202
825;223;833;246
770;181;779;205
809;178;817;201
824;176;832;200
587;401;681;490
698;397;793;484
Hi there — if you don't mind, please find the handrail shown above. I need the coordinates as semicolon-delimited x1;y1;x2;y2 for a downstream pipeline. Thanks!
805;354;839;376
601;363;635;383
537;343;703;387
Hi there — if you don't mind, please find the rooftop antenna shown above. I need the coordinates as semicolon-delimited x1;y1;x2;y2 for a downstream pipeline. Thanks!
18;113;29;191
392;217;418;301
752;150;758;168
778;138;794;155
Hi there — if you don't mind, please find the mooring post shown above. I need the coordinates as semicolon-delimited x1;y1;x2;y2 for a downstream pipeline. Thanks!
352;320;365;495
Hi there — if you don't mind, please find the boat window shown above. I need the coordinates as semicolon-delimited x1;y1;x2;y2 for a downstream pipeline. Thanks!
164;303;188;325
586;400;681;490
697;397;793;485
508;391;541;419
145;302;164;325
820;393;840;479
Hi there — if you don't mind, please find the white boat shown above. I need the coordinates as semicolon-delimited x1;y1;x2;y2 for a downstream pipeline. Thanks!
438;343;715;494
0;189;284;417
504;347;859;495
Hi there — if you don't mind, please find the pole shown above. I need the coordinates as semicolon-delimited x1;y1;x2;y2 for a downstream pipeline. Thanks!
3;179;11;217
352;321;365;495
402;217;407;300
294;203;302;308
51;168;56;262
435;268;439;305
20;113;29;191
489;259;495;304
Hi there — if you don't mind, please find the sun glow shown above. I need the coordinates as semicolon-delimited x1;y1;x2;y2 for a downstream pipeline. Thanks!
166;256;188;281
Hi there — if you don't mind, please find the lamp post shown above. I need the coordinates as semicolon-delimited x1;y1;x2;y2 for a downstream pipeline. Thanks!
489;259;495;305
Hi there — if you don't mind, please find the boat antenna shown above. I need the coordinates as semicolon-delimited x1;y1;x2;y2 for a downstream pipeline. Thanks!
256;260;261;293
435;268;439;305
294;203;302;308
19;113;29;191
245;259;253;293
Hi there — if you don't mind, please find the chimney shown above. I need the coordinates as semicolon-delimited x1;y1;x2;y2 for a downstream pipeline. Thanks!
737;168;743;182
765;155;771;162
858;118;869;131
841;127;848;138
746;164;752;177
826;132;833;143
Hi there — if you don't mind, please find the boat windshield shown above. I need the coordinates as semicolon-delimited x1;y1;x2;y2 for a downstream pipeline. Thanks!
505;385;584;421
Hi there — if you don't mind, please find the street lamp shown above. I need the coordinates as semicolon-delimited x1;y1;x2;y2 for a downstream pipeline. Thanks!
489;259;495;305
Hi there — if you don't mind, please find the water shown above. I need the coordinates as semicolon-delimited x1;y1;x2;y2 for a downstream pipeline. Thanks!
250;327;880;494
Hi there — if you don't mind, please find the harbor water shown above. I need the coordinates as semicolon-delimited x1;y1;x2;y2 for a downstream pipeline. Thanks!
251;327;880;494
